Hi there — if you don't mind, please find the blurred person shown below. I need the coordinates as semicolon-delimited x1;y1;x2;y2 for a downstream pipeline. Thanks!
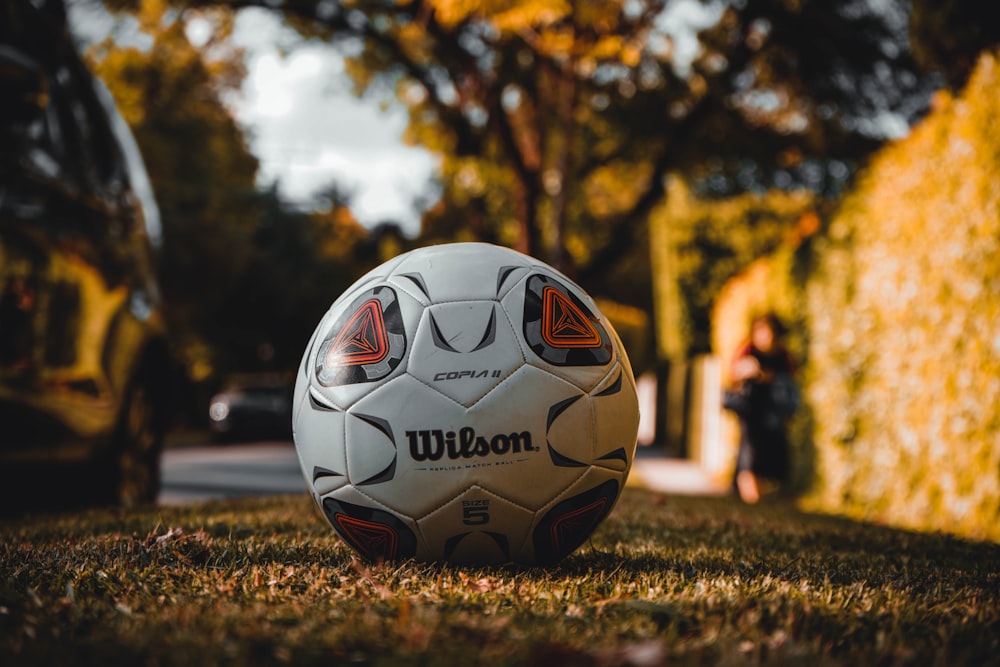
723;313;799;503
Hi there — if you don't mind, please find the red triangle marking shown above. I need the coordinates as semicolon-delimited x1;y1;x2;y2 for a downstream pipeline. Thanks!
326;299;390;367
549;498;608;553
541;287;602;348
334;514;399;561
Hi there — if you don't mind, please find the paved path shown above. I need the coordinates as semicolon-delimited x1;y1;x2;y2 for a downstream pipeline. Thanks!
159;442;305;505
631;453;729;496
159;440;728;506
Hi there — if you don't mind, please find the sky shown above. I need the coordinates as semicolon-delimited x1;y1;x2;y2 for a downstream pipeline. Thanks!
68;1;437;235
227;10;438;235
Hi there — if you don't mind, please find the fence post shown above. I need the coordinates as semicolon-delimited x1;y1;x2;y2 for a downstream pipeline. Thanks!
688;355;726;477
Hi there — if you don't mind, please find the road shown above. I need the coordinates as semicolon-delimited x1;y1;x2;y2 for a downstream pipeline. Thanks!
157;436;726;506
158;439;306;505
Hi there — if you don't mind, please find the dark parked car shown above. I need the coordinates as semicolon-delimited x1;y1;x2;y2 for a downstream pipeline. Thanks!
208;374;293;442
0;0;171;509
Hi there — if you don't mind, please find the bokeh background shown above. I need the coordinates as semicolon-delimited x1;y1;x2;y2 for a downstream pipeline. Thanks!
54;0;1000;540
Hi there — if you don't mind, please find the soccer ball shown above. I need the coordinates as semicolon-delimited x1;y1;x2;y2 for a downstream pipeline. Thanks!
292;242;639;565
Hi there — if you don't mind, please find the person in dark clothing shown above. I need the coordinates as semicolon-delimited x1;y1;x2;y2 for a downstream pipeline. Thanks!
726;313;798;503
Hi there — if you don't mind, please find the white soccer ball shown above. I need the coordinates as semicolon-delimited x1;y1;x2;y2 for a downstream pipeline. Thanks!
292;242;639;565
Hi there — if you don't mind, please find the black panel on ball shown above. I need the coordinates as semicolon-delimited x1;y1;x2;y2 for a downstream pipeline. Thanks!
322;497;417;562
316;285;406;386
522;274;612;366
532;479;619;565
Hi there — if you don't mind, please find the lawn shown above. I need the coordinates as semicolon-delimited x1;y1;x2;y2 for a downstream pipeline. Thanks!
2;488;998;666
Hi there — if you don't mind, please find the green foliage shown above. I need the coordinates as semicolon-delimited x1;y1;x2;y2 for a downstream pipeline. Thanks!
212;187;377;373
650;178;816;358
802;50;1000;542
89;2;376;380
2;491;998;665
163;0;932;306
595;298;653;376
88;2;261;378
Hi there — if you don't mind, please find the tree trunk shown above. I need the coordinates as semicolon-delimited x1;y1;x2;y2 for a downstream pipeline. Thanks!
514;175;542;258
549;66;577;273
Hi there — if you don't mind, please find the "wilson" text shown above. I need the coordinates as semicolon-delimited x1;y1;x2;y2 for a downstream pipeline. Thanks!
406;427;537;461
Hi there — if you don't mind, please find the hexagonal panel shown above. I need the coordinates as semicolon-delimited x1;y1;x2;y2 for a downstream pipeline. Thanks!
590;363;640;474
386;242;535;303
544;388;595;468
406;301;524;407
345;375;470;516
292;388;348;497
458;365;590;509
416;486;536;563
344;406;399;488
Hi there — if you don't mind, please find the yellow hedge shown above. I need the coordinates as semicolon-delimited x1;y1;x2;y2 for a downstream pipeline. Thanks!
802;50;1000;541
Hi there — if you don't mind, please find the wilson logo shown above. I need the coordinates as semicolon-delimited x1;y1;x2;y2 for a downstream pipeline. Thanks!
406;428;537;461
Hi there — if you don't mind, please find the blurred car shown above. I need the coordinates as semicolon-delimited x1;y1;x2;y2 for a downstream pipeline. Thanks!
208;374;293;442
0;0;171;509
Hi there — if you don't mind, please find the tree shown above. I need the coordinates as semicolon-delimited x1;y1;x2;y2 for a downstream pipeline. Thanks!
167;2;926;286
88;0;261;378
909;0;1000;90
100;0;941;305
214;184;373;372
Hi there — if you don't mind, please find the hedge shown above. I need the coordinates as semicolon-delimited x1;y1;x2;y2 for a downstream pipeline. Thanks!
800;50;1000;541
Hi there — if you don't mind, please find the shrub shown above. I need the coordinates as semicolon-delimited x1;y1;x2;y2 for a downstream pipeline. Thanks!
802;50;1000;541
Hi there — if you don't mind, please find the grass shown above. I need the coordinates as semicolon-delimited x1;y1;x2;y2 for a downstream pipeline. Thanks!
2;488;998;666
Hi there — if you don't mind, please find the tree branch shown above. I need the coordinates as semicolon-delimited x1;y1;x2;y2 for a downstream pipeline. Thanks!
576;95;714;287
